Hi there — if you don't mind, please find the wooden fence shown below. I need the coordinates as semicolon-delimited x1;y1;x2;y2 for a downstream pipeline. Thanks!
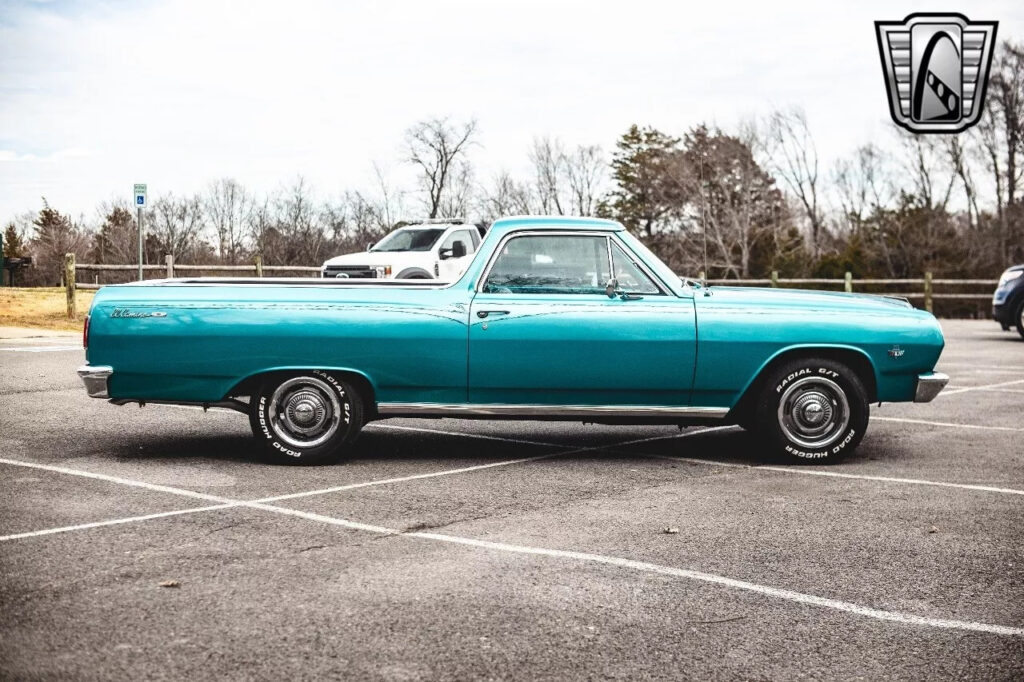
62;253;997;319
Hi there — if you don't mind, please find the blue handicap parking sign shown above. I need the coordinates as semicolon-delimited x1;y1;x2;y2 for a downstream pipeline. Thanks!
136;196;144;205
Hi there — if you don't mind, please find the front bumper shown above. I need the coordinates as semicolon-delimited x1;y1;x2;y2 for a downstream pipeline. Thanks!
914;372;949;402
77;365;113;398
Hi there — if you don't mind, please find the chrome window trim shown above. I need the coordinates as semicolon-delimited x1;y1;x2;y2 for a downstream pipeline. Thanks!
377;402;728;419
608;238;664;296
474;230;670;296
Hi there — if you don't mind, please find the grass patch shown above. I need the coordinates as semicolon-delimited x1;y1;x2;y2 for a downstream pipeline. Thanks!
0;287;95;331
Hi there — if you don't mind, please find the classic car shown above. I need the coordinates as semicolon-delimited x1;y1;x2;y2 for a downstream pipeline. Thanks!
77;216;948;464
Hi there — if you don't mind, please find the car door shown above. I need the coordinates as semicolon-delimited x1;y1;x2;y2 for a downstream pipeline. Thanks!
437;229;477;282
468;231;697;407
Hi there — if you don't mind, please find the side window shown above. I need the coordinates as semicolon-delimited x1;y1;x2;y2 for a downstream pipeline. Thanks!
611;242;661;294
469;228;482;249
483;235;611;295
441;230;475;255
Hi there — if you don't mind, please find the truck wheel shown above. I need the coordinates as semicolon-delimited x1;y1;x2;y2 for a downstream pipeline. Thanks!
754;358;869;464
249;371;363;464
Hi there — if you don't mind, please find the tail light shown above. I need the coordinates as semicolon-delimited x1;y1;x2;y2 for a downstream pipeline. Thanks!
83;314;90;349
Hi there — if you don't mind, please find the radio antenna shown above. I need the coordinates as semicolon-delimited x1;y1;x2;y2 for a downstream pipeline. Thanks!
700;149;708;287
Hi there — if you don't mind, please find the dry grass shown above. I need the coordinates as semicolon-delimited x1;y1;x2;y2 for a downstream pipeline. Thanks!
0;287;95;331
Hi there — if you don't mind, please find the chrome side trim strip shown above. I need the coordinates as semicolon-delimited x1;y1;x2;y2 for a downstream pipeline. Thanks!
76;365;113;399
914;372;949;403
376;403;729;419
107;398;250;414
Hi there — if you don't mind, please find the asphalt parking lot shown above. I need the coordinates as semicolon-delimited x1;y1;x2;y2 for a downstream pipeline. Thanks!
1;319;1022;680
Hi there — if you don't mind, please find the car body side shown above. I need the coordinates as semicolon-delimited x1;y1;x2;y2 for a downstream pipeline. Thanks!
84;216;944;421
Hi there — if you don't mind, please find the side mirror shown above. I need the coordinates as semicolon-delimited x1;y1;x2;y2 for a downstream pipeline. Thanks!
439;247;453;260
452;241;467;258
605;278;619;298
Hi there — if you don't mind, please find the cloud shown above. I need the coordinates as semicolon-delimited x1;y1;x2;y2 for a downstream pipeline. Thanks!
1;0;1022;220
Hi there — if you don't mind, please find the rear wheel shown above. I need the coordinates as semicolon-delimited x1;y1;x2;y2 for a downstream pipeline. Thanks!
1015;300;1024;339
249;371;363;464
754;358;869;463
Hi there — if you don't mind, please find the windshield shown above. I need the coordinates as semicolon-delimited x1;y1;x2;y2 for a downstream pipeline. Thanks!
616;231;685;295
370;228;445;252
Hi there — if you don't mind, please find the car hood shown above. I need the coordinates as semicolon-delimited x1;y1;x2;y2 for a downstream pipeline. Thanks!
703;286;922;315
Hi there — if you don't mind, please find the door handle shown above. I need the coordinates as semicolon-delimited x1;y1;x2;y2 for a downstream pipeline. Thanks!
476;310;509;319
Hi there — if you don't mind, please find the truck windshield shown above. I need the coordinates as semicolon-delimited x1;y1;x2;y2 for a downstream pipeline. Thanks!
370;228;445;252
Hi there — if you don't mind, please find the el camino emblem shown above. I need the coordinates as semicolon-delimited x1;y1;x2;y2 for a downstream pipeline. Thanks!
888;345;906;359
111;308;167;319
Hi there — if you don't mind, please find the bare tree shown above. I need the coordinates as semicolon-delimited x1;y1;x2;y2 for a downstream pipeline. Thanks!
565;145;605;216
899;132;955;210
762;108;824;254
90;200;139;264
204;178;251;264
529;136;568;215
150;193;205;262
273;177;324;265
478;171;535;222
405;117;478;218
27;200;90;285
834;142;900;228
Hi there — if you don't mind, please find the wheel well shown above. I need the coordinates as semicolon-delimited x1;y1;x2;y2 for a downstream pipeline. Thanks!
228;369;378;422
396;267;432;279
729;348;878;425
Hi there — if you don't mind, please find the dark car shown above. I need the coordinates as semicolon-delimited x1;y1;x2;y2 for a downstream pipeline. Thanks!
993;265;1024;338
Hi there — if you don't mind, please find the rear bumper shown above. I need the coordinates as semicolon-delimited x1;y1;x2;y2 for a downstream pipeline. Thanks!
77;365;113;398
914;372;949;403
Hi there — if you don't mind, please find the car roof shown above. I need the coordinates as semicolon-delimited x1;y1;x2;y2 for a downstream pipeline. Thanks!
489;215;623;234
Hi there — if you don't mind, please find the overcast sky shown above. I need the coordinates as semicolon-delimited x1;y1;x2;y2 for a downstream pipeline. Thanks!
1;0;1021;223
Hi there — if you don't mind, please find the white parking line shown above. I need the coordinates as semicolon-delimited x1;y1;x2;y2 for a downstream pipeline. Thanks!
0;455;1019;636
0;345;82;353
874;416;1024;433
644;453;1024;496
0;429;723;543
940;378;1024;396
0;503;238;541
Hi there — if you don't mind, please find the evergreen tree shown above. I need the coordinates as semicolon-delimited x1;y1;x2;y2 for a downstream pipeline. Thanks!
598;125;682;236
3;223;25;258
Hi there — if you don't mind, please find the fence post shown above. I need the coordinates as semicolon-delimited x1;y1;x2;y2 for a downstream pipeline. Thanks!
64;253;76;319
924;271;933;313
771;270;779;288
844;271;852;293
255;254;263;278
165;254;174;279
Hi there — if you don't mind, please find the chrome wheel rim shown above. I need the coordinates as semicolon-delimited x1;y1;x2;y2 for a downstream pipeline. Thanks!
777;376;850;449
268;376;344;448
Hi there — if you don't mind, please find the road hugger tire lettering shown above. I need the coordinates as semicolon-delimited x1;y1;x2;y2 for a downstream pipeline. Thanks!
755;358;869;464
248;371;364;465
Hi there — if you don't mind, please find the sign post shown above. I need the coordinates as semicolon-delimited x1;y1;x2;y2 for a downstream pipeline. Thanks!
134;184;147;281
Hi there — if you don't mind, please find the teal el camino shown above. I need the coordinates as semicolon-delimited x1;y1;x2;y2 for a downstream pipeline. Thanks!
77;216;948;464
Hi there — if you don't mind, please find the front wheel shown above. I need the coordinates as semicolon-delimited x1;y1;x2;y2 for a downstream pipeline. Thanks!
754;358;869;463
249;371;364;464
1015;300;1024;339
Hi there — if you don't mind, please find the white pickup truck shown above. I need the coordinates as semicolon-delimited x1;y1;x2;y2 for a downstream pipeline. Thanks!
321;220;484;281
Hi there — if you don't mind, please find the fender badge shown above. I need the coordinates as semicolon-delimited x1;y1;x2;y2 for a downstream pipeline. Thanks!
888;345;905;359
111;308;167;319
